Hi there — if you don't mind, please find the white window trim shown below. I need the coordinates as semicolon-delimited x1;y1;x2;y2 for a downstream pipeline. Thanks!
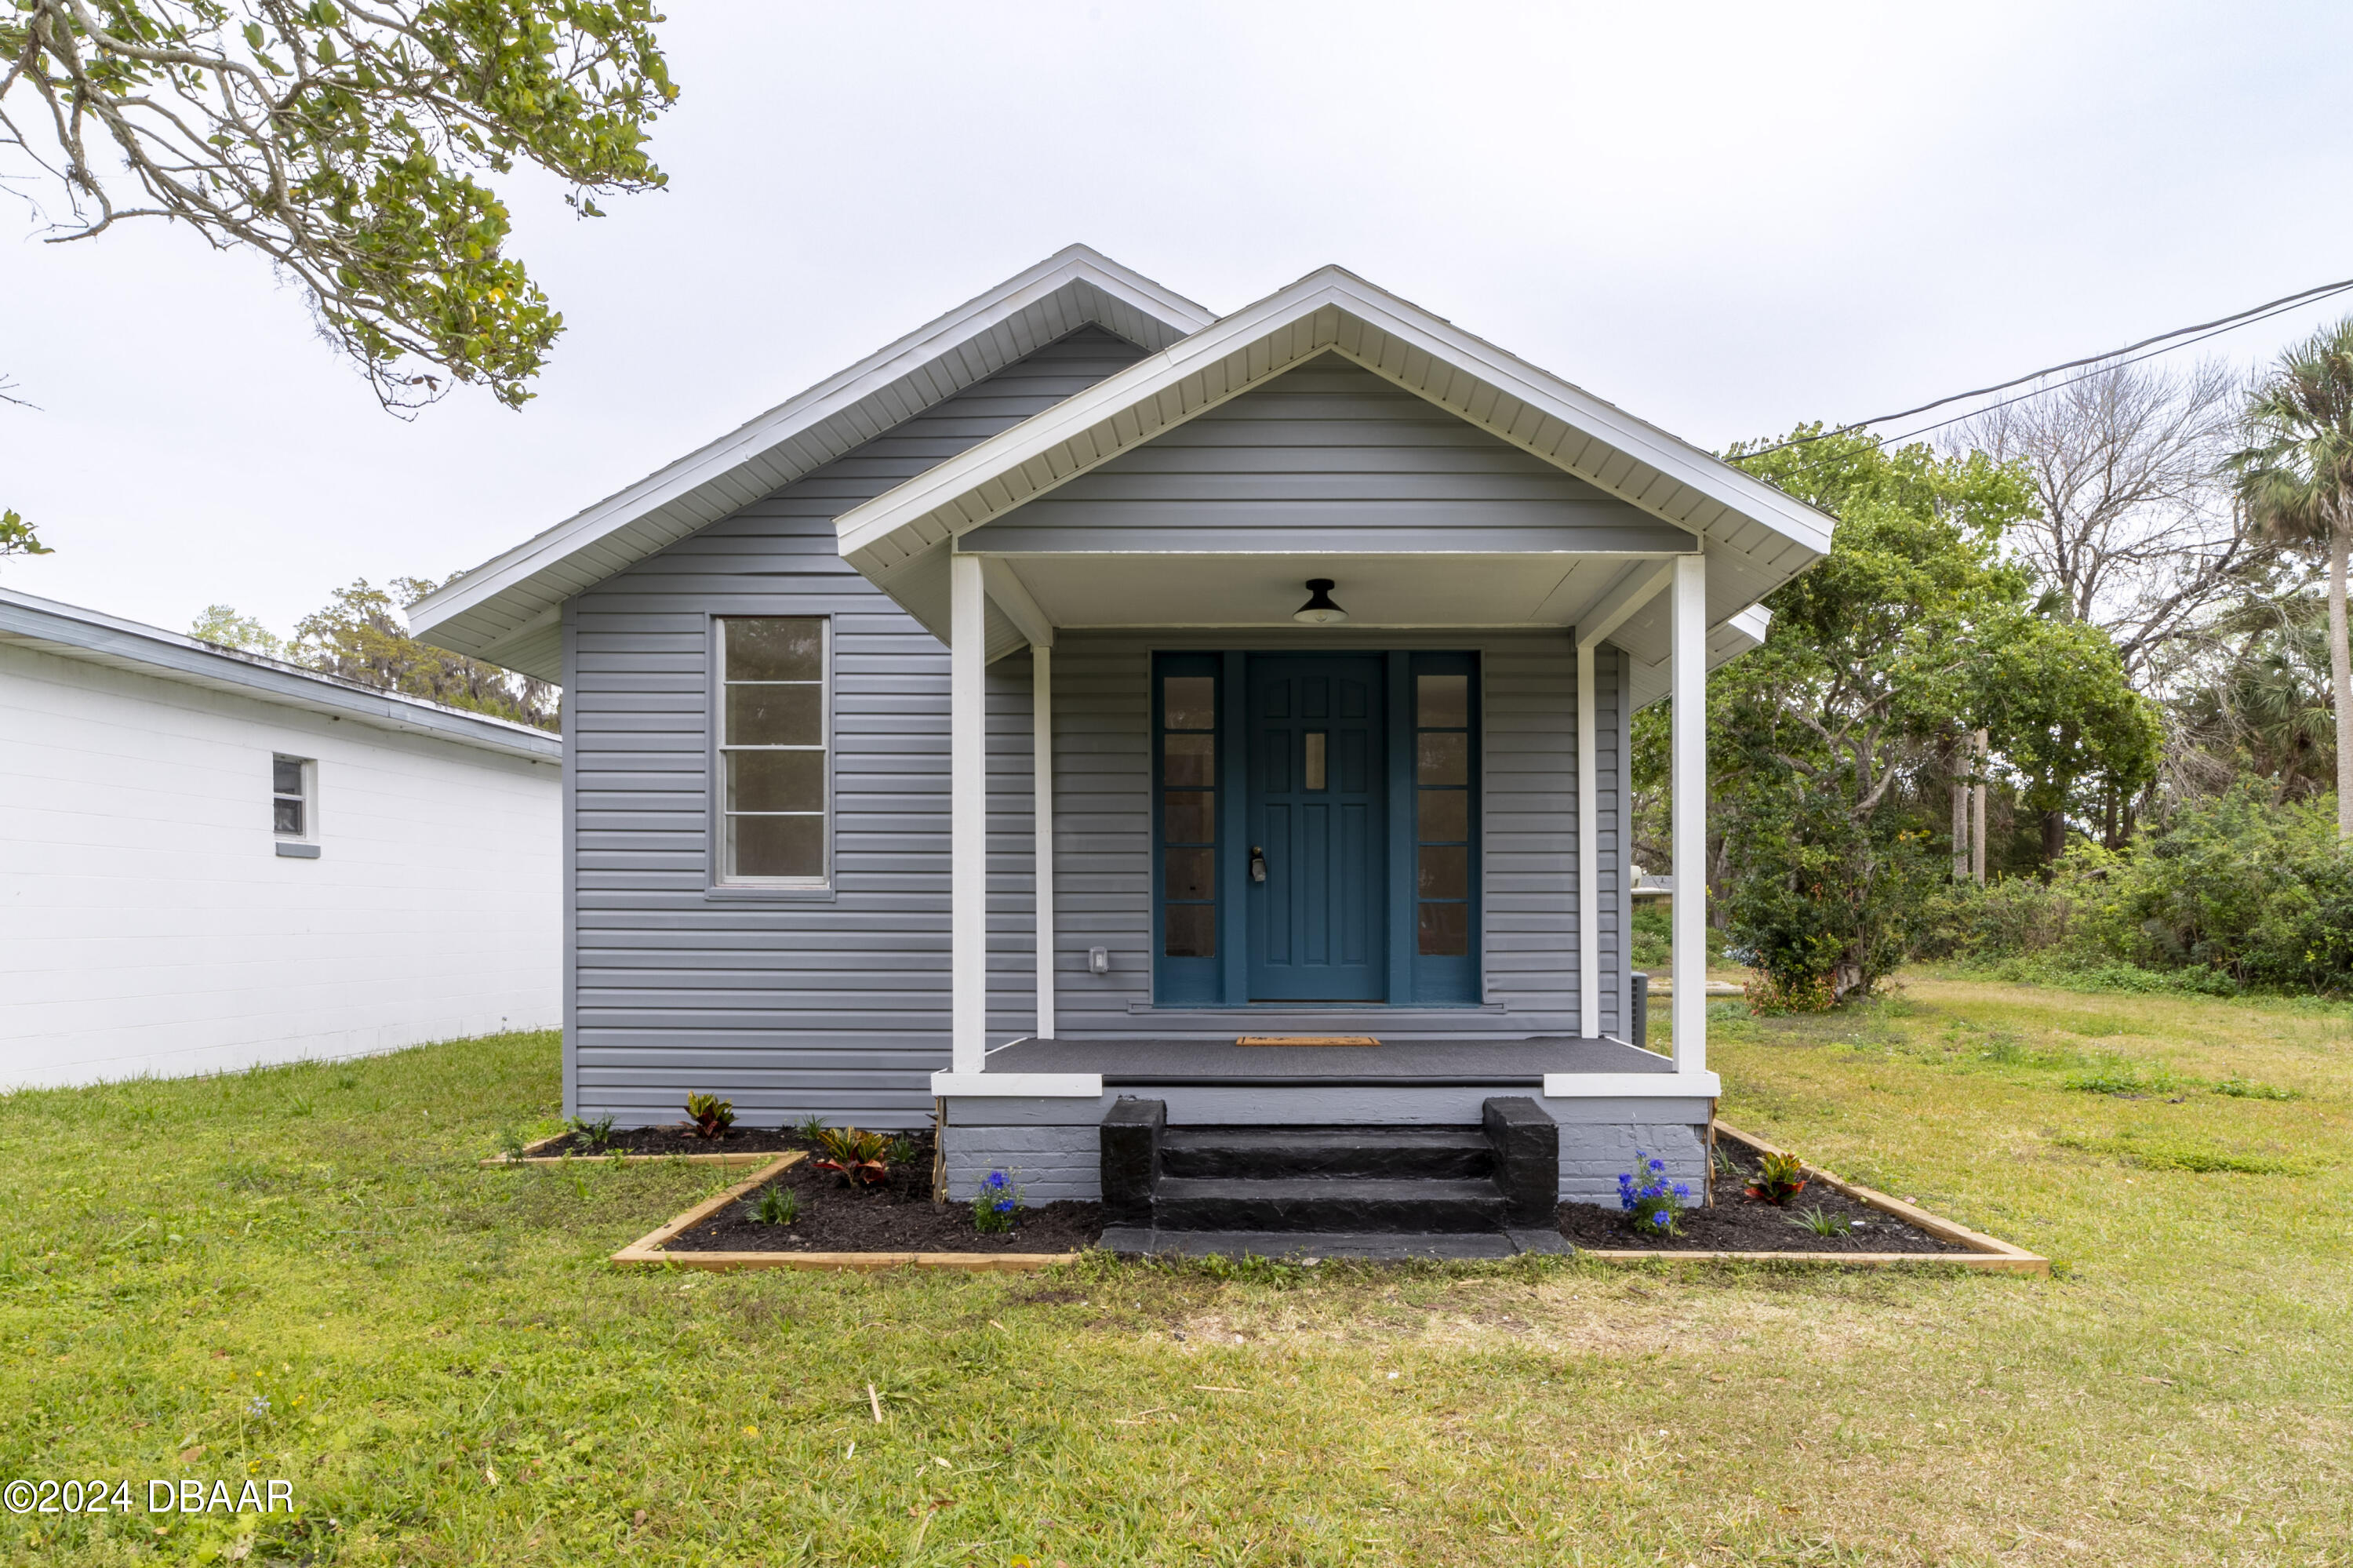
711;615;832;891
271;754;318;842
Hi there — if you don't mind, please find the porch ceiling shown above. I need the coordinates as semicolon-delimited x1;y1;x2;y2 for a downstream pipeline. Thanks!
989;551;1674;632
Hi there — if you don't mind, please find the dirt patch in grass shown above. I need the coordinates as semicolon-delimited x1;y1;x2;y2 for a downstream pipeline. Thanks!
1557;1144;1968;1254
662;1130;1104;1254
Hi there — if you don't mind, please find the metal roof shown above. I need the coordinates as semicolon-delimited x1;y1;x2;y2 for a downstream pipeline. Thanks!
0;586;562;762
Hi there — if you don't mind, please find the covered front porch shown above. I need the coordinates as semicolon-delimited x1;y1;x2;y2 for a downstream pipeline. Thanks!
816;265;1828;1210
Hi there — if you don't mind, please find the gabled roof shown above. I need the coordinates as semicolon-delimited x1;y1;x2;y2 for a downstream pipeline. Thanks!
408;246;1216;680
831;265;1833;651
0;586;560;762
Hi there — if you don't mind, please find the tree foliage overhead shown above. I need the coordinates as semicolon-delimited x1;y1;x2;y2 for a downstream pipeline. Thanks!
1;0;676;413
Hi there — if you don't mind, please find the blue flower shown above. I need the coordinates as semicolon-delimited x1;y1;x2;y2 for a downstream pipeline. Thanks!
1649;1158;1665;1173
1651;1211;1671;1228
986;1170;1009;1188
1673;1183;1691;1199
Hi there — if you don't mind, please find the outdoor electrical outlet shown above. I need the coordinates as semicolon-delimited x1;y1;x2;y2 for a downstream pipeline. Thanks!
1088;947;1110;976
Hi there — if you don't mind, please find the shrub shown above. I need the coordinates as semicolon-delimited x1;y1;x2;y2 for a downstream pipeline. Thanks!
1926;785;2353;994
810;1126;891;1186
1744;970;1835;1014
1744;1150;1809;1206
973;1170;1023;1234
685;1093;735;1140
1616;1153;1693;1237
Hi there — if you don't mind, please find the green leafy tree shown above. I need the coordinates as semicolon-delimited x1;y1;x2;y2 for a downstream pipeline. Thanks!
293;577;556;729
0;507;49;564
1696;427;2158;1002
2228;317;2353;840
189;603;285;657
2;2;675;413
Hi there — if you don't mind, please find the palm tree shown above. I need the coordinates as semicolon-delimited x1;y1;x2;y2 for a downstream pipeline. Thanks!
2229;319;2353;840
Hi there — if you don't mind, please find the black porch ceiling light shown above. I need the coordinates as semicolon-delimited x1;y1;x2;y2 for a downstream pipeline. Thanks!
1293;578;1348;625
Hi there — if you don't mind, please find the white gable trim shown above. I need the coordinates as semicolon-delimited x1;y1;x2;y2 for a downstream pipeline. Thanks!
835;267;1832;592
408;246;1214;678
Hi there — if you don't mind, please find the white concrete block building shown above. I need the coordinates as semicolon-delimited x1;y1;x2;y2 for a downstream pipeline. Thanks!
1;586;562;1090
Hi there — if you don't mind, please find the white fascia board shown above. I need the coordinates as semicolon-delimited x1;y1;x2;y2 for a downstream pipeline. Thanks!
409;246;1214;651
835;265;1834;578
1542;1071;1722;1098
929;1071;1104;1098
0;587;561;762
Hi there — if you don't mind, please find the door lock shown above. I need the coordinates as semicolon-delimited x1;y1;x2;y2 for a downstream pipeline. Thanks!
1249;846;1267;883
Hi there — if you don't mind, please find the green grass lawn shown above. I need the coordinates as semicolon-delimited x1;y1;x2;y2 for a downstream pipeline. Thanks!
5;977;2350;1566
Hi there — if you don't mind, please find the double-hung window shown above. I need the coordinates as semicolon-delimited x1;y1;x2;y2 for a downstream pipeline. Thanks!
717;617;828;884
272;755;319;858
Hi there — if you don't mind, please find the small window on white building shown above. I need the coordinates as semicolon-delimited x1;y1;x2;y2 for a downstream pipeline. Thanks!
273;755;313;838
718;617;827;883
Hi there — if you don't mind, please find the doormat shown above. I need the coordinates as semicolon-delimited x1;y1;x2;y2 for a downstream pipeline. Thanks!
1234;1035;1380;1047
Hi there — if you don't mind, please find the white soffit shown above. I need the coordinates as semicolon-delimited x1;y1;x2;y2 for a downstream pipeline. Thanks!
1625;605;1773;712
406;246;1217;680
835;266;1834;626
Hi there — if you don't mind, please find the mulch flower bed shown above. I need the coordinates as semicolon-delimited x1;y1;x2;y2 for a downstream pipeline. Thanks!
662;1130;1104;1255
531;1122;809;1159
1556;1141;1969;1254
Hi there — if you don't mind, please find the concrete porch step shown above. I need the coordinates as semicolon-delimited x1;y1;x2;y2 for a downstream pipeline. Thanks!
1152;1175;1507;1233
1159;1125;1491;1181
1098;1225;1528;1261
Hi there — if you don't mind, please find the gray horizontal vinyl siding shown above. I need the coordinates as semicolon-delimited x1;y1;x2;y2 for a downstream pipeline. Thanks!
1041;629;1620;1039
566;327;1147;1126
964;354;1689;555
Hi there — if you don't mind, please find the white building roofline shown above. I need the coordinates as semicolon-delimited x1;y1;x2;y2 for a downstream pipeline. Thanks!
0;586;562;762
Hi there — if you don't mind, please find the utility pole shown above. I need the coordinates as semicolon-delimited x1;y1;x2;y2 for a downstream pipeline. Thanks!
1970;729;1989;887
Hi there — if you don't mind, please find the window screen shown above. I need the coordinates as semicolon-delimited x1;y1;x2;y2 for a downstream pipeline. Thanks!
718;617;827;882
272;755;310;838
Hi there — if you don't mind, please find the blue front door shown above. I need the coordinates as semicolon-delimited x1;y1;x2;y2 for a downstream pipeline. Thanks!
1246;655;1387;1001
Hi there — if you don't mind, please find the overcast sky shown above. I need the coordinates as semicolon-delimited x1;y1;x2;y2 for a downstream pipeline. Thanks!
4;1;2348;641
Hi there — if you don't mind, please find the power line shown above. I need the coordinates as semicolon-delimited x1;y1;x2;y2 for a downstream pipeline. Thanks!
1730;272;2353;460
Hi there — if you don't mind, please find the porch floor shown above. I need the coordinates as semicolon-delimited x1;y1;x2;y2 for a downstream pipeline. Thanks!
983;1034;1671;1086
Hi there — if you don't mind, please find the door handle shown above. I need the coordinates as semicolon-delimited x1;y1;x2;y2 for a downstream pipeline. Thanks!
1249;846;1267;883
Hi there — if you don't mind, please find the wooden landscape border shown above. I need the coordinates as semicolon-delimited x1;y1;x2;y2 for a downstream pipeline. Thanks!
609;1153;1079;1273
1572;1120;2049;1275
479;1131;789;1169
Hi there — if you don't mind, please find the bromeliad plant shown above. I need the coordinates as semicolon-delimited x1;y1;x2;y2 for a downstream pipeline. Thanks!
973;1170;1023;1234
811;1126;893;1187
1617;1153;1693;1237
685;1093;736;1140
1745;1150;1809;1206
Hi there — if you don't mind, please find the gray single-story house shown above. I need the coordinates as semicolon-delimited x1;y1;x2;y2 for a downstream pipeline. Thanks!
411;247;1828;1250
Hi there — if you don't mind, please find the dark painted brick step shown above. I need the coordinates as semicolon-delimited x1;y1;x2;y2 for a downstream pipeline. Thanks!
1153;1176;1507;1233
1160;1126;1492;1181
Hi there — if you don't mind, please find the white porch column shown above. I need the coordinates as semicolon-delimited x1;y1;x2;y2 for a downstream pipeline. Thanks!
1670;551;1707;1076
1031;642;1056;1039
1577;641;1598;1037
950;552;987;1075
